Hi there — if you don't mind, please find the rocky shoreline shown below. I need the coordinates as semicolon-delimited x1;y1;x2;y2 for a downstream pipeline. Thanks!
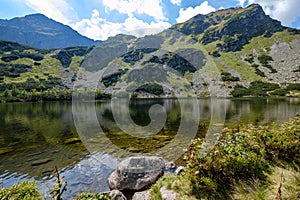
105;156;183;200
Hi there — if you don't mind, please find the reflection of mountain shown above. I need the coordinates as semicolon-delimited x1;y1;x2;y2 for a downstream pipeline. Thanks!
0;98;299;198
225;98;300;125
0;101;88;180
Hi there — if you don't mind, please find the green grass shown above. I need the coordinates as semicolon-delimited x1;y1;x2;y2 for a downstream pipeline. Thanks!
231;167;300;200
150;173;197;200
218;52;261;81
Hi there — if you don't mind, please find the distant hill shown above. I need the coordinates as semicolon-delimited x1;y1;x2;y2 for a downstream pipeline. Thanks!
0;14;99;49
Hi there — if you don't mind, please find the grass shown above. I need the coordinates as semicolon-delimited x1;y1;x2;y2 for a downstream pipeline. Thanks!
150;173;197;200
218;51;261;81
150;116;300;199
231;167;300;200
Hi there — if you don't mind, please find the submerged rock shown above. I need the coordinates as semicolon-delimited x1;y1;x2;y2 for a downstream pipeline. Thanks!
108;156;165;191
31;158;52;166
64;137;81;144
0;147;14;155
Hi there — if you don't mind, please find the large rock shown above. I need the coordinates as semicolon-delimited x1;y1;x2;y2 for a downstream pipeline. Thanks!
108;156;165;191
160;186;177;200
109;190;127;200
132;190;150;200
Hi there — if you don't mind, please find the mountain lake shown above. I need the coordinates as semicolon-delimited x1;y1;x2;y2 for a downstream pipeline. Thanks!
0;98;299;199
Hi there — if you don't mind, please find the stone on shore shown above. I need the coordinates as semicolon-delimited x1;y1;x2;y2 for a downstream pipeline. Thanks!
108;156;165;191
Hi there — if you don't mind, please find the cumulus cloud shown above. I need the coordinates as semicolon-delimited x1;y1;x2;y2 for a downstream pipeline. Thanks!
102;0;166;21
176;1;216;23
73;9;171;40
238;0;247;6
170;0;181;6
23;0;78;24
246;0;300;26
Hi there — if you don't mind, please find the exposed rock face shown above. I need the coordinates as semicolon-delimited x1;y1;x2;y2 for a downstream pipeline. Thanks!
108;156;165;191
109;190;127;200
202;4;285;51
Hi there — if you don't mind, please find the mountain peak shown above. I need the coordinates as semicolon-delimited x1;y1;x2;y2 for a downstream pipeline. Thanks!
0;13;98;49
246;3;263;10
172;4;285;52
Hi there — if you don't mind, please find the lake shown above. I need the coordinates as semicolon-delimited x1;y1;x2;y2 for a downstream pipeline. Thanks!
0;98;299;199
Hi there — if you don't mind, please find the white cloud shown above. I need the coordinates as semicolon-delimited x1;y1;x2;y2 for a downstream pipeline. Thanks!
170;0;181;6
176;1;216;23
23;0;78;24
238;0;247;6
102;0;166;21
72;9;171;40
247;0;300;26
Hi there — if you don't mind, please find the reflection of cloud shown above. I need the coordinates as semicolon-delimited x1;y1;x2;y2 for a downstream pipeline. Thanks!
73;9;171;40
102;0;166;21
170;0;181;6
176;1;216;23
247;0;300;26
23;0;78;24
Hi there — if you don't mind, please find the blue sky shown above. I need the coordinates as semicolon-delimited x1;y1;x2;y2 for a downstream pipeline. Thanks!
1;0;300;40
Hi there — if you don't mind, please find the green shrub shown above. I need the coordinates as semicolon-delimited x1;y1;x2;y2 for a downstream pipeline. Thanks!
221;72;240;82
0;181;43;200
245;54;254;63
286;83;300;90
185;116;300;199
74;192;109;200
230;85;250;97
258;54;273;65
269;89;288;96
136;82;164;95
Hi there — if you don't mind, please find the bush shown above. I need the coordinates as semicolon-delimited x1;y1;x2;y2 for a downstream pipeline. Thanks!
269;89;288;96
74;193;109;200
286;83;300;90
0;181;42;200
185;116;300;198
230;85;250;97
1;54;19;62
221;72;240;82
136;82;164;95
258;54;273;66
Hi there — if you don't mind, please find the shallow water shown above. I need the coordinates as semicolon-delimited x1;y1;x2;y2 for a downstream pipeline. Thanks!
0;98;299;199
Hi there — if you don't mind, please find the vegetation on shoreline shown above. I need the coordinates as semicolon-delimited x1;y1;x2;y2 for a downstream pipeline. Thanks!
0;116;299;199
150;116;300;199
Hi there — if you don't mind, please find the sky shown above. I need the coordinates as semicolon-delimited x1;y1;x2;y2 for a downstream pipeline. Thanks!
1;0;300;41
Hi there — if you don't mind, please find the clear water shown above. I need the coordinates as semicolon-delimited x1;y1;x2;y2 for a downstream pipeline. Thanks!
0;98;299;199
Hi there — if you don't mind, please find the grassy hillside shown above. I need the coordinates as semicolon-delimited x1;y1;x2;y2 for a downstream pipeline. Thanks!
0;4;299;100
0;41;97;101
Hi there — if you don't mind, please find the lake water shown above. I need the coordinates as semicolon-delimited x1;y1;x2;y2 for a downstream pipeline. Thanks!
0;98;299;199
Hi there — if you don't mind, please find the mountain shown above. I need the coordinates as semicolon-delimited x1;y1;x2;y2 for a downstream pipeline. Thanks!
0;4;299;101
79;4;299;98
0;14;99;49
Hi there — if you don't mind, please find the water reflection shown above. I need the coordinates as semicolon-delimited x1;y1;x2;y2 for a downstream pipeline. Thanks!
0;98;299;198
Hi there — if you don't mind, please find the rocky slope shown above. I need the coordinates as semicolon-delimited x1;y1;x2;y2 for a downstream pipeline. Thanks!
0;4;299;99
78;4;299;97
